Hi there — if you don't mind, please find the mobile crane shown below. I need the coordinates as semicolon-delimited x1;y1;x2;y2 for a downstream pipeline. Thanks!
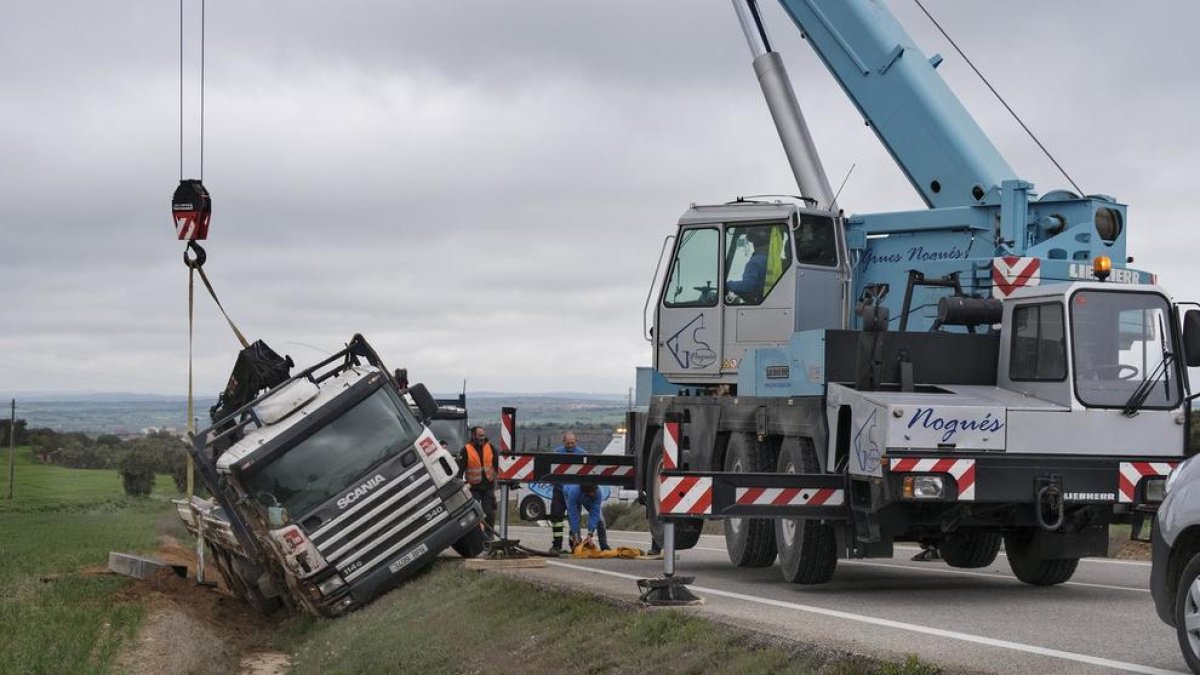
618;0;1195;587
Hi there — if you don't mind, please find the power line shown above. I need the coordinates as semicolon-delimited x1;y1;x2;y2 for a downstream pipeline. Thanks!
912;0;1084;196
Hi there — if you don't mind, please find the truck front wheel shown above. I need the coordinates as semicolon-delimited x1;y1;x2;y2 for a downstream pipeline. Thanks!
1004;529;1079;585
724;433;777;568
646;429;703;551
452;525;487;558
775;437;836;584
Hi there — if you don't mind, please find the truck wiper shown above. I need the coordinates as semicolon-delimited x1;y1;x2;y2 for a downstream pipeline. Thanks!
1122;351;1173;417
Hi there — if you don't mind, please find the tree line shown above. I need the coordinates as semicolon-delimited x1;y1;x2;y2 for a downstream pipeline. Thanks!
3;419;191;497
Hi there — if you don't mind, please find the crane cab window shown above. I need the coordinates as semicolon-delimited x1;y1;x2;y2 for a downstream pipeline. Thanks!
795;214;838;267
1010;302;1067;381
724;223;791;305
664;228;719;307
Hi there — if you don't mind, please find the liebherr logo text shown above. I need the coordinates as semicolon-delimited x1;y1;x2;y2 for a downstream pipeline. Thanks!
337;474;387;509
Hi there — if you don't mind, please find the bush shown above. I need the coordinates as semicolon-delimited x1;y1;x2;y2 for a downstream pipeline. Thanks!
117;450;157;497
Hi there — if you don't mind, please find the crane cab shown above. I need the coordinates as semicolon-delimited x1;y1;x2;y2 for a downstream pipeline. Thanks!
653;200;849;389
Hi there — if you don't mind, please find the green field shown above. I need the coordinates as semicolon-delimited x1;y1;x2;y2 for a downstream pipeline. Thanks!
0;447;179;674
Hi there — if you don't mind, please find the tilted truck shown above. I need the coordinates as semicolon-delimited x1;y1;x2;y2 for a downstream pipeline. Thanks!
611;0;1198;586
177;335;486;616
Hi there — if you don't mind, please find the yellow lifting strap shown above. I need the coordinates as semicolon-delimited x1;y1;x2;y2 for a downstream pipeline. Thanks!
183;242;251;497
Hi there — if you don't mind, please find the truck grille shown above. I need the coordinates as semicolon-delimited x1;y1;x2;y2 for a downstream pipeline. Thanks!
306;462;448;583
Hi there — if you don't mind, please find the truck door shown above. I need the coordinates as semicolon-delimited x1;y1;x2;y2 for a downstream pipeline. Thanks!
790;212;843;331
721;221;796;374
656;227;723;380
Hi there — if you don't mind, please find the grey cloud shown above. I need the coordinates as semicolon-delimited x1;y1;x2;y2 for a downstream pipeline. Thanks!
4;1;1199;399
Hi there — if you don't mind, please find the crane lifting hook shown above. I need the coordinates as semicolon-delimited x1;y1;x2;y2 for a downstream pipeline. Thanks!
184;240;207;269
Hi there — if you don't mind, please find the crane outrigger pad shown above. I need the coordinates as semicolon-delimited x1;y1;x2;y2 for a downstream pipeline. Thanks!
637;575;702;606
659;470;848;520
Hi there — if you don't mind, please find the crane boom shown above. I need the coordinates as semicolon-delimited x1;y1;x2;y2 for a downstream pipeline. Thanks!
773;0;1018;208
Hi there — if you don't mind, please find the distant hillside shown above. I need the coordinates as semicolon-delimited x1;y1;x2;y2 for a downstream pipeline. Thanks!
10;393;629;435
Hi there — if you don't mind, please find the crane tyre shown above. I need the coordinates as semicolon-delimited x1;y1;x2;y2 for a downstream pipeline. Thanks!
724;433;777;568
646;429;703;551
940;532;1002;569
775;436;837;584
1004;529;1079;585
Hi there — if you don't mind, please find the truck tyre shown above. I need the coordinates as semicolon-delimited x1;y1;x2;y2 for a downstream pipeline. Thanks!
1003;529;1079;585
519;494;546;521
724;433;777;568
1174;552;1200;673
940;532;1002;569
775;437;837;584
452;525;487;558
645;429;703;551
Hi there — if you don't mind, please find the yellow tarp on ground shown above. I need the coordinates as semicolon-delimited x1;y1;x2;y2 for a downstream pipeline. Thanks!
570;544;644;559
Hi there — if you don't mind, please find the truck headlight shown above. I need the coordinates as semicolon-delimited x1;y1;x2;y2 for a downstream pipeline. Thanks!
902;475;945;499
443;487;472;513
1144;478;1167;503
317;574;346;596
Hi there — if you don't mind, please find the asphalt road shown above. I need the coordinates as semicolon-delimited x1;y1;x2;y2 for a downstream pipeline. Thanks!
500;525;1185;674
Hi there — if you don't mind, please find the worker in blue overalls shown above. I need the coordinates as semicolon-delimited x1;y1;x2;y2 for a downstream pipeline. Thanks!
565;482;611;551
549;431;586;554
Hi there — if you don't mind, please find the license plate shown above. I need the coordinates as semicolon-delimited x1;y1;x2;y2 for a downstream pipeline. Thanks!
388;543;429;574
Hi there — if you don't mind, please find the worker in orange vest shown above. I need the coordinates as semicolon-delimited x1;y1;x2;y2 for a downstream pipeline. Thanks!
458;426;499;532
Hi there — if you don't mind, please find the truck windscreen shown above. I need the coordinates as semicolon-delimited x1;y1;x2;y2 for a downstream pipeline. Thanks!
244;388;423;518
1070;290;1181;409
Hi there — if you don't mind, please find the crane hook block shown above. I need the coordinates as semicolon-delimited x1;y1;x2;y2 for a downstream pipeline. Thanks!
172;179;211;241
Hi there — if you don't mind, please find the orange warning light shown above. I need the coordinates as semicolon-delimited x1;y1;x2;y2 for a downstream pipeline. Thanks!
1093;255;1112;282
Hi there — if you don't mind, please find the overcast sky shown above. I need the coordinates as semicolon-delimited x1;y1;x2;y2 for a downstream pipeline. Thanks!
2;1;1198;399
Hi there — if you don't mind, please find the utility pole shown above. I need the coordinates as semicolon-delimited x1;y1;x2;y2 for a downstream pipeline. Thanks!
8;399;15;500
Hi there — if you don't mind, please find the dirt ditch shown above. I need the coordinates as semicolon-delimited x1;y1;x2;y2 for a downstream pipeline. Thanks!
109;537;293;675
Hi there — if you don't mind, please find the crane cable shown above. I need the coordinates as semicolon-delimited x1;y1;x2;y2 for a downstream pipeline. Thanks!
912;0;1085;196
177;0;249;505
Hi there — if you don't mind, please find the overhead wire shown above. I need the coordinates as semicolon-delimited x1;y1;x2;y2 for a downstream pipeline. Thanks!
911;0;1085;196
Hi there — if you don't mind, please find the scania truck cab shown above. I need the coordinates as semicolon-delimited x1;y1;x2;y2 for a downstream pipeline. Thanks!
181;335;484;616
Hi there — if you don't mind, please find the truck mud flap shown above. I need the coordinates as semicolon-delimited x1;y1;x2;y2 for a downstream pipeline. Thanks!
498;451;636;489
658;470;847;521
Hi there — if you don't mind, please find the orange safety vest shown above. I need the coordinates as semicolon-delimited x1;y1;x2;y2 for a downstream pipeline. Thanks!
463;442;497;485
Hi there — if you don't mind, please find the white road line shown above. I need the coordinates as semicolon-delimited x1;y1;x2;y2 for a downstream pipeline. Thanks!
597;535;1148;593
545;561;1184;675
599;534;1149;593
842;560;1150;593
597;526;1152;562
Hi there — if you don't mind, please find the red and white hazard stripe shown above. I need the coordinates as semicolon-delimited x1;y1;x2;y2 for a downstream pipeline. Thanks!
991;256;1041;299
664;420;681;471
175;215;197;240
889;457;976;500
500;410;514;453
550;462;634;478
735;486;844;507
659;475;712;515
499;454;534;481
1118;461;1177;503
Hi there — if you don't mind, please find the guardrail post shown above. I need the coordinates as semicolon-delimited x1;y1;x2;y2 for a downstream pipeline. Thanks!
638;413;701;605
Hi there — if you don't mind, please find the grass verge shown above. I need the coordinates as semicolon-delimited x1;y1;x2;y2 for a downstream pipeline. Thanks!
0;447;182;674
279;562;939;675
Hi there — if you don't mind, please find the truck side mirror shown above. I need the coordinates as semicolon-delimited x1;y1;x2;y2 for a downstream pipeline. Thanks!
1184;310;1200;367
408;383;440;420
